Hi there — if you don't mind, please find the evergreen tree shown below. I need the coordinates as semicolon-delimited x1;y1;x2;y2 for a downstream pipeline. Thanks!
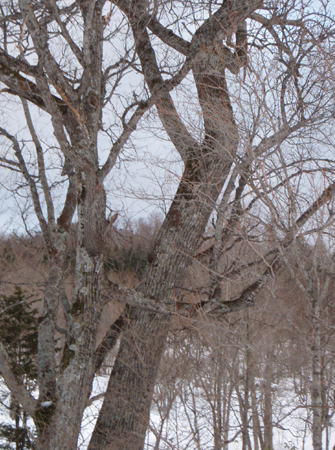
0;287;38;449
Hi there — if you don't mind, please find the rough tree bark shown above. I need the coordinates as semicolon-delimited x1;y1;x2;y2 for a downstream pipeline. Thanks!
88;0;259;447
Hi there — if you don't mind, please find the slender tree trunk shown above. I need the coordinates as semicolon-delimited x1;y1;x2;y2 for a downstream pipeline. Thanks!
213;360;223;450
263;352;273;450
242;376;250;449
326;426;329;450
14;401;21;450
242;314;252;450
223;381;234;450
250;372;260;450
236;382;252;450
311;296;323;450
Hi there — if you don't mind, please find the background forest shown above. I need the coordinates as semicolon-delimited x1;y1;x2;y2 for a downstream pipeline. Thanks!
1;217;335;449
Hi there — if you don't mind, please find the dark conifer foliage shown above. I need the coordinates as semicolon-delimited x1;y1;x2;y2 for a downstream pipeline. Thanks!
0;288;38;450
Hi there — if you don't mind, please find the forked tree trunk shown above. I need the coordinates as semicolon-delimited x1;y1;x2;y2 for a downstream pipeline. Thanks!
88;159;234;448
89;36;239;448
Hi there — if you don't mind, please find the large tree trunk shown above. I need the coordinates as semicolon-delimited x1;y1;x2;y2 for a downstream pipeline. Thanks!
88;309;170;450
37;170;107;449
89;33;239;447
88;158;234;448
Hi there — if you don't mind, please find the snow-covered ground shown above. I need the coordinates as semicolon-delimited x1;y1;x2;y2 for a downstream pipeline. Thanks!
0;375;334;449
78;375;335;450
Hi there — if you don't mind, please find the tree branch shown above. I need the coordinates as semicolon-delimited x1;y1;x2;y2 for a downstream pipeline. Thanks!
0;62;67;115
0;51;39;77
206;180;335;316
144;15;190;56
0;127;55;253
57;158;77;231
106;180;335;319
45;0;84;66
22;99;55;229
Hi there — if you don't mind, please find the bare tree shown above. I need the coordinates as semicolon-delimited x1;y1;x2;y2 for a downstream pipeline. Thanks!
0;0;335;449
